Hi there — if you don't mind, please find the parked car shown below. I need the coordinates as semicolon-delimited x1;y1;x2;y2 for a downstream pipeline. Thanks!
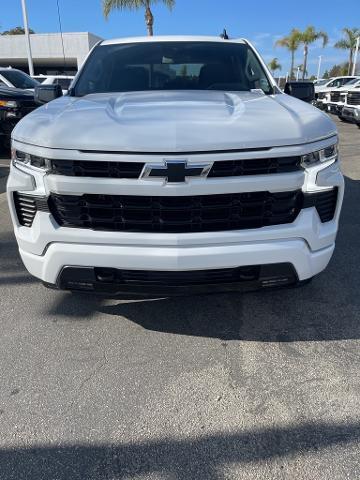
7;36;344;295
0;86;38;150
32;75;75;94
0;67;39;91
339;83;360;127
326;78;360;116
314;76;359;109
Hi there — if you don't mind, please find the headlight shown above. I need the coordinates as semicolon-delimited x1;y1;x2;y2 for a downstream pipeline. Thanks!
301;143;338;168
12;149;51;170
0;100;18;108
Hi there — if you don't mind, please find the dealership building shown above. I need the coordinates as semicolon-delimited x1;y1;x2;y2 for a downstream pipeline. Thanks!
0;32;103;75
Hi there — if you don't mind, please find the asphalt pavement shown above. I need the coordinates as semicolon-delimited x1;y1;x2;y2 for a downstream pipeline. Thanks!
0;117;359;479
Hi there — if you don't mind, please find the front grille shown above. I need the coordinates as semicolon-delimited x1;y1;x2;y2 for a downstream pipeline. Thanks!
347;92;360;106
208;157;301;177
330;91;341;102
50;159;144;179
13;193;48;227
49;156;302;179
303;188;338;222
96;265;262;286
57;263;298;291
48;191;304;233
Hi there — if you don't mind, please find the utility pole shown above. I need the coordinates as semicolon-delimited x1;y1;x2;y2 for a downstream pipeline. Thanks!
317;55;322;80
21;0;34;76
352;37;360;76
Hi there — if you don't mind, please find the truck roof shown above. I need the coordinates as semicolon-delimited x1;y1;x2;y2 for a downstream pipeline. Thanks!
101;35;247;46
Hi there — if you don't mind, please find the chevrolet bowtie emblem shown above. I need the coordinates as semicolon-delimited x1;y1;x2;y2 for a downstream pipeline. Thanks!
141;160;212;183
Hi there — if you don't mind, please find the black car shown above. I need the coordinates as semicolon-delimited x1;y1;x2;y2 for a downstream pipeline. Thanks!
0;86;38;150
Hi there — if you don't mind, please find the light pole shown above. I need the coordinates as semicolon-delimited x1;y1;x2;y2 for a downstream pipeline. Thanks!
296;67;300;81
317;55;322;80
352;37;360;76
21;0;34;76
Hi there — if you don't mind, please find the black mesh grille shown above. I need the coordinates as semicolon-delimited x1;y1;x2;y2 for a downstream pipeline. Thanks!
347;92;360;106
208;157;301;177
50;160;144;179
48;191;304;233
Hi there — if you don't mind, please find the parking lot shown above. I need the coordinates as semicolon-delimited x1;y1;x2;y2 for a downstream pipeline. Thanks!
0;116;359;479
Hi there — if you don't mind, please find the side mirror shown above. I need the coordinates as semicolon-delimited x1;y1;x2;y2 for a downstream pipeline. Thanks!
284;81;315;103
34;84;63;104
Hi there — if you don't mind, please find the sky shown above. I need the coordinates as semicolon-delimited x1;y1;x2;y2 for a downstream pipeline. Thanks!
1;0;359;77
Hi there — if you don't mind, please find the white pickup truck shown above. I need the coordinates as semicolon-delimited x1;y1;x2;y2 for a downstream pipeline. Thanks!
7;36;344;295
340;82;360;127
326;78;360;116
314;76;358;110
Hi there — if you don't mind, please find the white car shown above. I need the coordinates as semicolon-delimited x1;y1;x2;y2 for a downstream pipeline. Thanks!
7;36;344;295
32;75;74;94
0;67;39;90
326;78;360;115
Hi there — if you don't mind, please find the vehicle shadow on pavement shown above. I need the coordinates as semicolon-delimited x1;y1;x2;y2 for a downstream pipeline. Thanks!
95;176;360;342
0;421;359;480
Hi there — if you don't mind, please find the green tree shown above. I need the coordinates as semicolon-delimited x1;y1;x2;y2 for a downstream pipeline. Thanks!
334;28;360;75
102;0;175;36
275;29;301;80
1;26;35;35
328;63;350;77
298;26;328;80
268;57;281;76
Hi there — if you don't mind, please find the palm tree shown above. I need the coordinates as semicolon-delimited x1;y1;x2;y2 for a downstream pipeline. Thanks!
334;28;360;75
268;58;281;76
102;0;175;36
298;26;328;80
275;29;301;80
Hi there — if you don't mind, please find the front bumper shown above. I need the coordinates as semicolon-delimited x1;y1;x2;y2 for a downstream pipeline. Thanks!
19;236;335;287
327;103;344;115
341;106;360;124
7;139;344;292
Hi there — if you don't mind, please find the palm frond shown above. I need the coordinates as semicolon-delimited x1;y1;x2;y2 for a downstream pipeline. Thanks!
102;0;174;18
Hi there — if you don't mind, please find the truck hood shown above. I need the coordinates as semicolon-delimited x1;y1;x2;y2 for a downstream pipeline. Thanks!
13;90;336;152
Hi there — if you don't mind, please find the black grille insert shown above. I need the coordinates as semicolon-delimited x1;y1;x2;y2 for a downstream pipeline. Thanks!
303;188;338;223
13;193;48;227
330;91;341;102
50;159;144;179
49;156;302;179
208;157;301;177
347;92;360;106
48;191;304;233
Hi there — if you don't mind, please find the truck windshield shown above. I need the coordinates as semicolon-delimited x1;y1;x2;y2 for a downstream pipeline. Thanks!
1;70;39;89
73;41;273;96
